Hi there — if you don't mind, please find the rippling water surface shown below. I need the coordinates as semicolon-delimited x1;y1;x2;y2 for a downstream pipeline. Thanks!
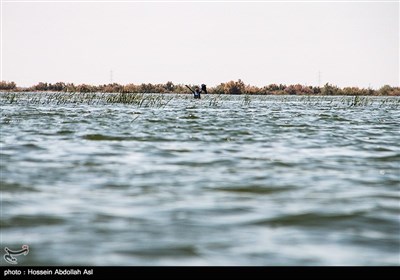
1;94;399;265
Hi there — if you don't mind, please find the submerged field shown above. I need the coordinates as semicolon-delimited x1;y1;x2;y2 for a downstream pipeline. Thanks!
1;93;399;265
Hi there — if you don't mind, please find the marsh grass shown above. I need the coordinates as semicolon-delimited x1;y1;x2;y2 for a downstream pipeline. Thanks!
0;92;399;109
243;94;251;106
208;94;224;107
0;92;174;108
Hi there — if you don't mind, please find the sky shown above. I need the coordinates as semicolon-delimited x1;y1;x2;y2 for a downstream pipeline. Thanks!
1;0;399;88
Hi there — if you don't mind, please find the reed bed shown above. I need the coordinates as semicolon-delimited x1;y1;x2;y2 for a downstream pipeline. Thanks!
1;92;399;109
0;92;174;108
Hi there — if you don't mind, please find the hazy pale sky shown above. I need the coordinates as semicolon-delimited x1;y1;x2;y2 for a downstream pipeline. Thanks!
1;0;399;88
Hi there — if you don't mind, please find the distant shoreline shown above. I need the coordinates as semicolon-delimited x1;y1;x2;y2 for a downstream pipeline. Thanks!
2;91;400;97
1;80;399;96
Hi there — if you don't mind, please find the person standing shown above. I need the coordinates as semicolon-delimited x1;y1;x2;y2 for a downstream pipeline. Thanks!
185;84;207;99
194;86;201;99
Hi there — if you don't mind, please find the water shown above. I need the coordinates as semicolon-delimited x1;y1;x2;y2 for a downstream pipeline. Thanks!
1;94;399;265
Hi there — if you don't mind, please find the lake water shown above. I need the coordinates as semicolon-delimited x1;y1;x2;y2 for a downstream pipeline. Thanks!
1;93;399;265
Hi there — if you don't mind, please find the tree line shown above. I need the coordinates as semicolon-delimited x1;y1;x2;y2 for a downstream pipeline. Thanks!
0;80;399;96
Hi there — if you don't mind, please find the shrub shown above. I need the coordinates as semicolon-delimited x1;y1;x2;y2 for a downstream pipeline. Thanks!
0;81;17;90
223;79;245;94
321;83;341;95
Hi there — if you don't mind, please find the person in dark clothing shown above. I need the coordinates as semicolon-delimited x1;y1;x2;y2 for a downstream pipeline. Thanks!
201;84;207;95
185;84;207;99
194;86;201;99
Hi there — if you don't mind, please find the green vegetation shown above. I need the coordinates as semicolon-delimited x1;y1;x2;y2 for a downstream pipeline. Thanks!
0;92;176;107
1;92;399;110
0;80;399;96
